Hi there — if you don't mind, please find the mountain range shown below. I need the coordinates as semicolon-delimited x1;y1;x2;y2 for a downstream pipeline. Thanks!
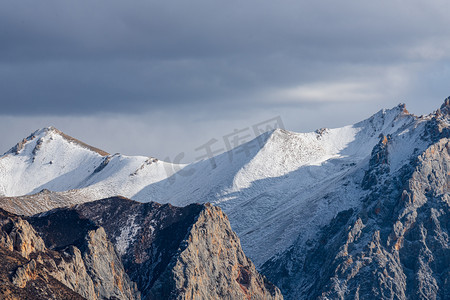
1;98;449;299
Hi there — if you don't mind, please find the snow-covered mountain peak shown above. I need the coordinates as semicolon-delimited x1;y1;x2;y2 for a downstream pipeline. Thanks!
230;103;415;186
0;101;445;262
355;103;413;130
4;126;109;158
0;127;115;196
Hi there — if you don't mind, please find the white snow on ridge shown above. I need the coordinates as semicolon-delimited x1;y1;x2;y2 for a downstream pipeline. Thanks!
0;127;185;199
0;104;428;265
0;128;106;196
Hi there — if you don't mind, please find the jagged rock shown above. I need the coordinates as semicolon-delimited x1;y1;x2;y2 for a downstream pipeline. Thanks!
7;134;36;155
0;246;85;300
48;245;97;299
12;259;38;288
150;204;283;300
80;227;139;300
362;134;392;189
0;211;46;259
0;208;139;300
31;198;283;300
93;156;112;173
46;227;139;300
32;137;44;156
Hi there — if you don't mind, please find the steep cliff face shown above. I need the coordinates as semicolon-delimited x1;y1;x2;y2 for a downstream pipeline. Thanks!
0;208;139;300
0;210;46;258
262;100;450;299
312;141;450;300
0;246;85;300
31;198;283;300
150;204;282;300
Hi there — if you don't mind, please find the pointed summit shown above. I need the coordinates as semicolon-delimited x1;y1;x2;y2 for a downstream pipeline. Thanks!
47;127;110;156
440;96;450;115
3;127;109;157
397;102;410;115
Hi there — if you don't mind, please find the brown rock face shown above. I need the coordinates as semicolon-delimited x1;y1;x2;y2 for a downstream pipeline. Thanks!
0;246;85;300
30;198;283;300
2;216;46;259
0;208;139;300
11;259;38;288
150;204;283;300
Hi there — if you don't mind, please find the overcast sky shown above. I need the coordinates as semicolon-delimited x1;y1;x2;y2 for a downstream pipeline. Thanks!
1;0;449;161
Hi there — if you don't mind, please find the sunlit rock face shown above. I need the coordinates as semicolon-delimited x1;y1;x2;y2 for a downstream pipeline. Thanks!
30;197;283;300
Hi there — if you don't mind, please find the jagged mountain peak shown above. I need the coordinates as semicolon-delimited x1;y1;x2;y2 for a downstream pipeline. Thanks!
4;126;109;158
355;102;414;130
259;102;410;153
438;96;450;116
442;96;450;107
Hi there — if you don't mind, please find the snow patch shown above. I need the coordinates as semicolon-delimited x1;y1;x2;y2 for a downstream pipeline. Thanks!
115;214;140;256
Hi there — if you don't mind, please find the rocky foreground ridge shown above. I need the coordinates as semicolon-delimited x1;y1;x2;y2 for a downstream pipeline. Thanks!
0;207;138;300
0;198;282;299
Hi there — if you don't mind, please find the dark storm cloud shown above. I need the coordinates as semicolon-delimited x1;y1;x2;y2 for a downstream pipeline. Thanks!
1;0;450;116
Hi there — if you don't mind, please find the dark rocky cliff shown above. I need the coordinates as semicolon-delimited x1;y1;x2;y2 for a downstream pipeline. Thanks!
0;208;139;300
30;197;283;300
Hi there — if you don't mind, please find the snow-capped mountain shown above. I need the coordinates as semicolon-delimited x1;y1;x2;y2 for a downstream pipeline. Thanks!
1;98;449;299
263;100;450;299
0;103;420;263
0;104;410;199
0;126;177;198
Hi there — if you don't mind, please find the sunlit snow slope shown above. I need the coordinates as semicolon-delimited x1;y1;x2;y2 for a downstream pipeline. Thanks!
0;104;425;265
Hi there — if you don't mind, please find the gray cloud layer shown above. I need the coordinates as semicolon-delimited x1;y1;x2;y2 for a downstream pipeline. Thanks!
1;0;449;159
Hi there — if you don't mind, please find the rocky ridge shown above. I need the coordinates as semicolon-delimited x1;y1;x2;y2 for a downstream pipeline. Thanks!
0;207;138;299
30;197;283;300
